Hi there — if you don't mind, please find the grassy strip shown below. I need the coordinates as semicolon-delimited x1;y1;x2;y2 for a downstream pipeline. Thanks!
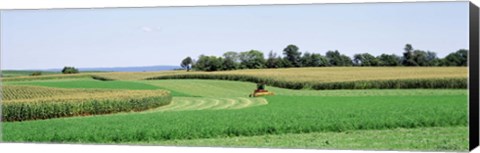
147;74;467;90
143;126;467;151
2;86;172;122
147;80;467;97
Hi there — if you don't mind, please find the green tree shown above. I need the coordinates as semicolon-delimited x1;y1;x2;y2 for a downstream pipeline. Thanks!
377;54;401;66
426;51;440;66
402;44;418;66
412;50;429;66
30;71;42;76
194;55;223;71
353;53;379;66
61;66;79;74
300;52;313;67
222;51;240;70
180;56;193;71
442;49;468;66
282;44;302;67
239;50;266;69
301;52;329;67
326;50;353;66
266;51;282;68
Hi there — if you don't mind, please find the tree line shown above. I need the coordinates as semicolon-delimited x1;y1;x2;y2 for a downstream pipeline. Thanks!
180;44;468;71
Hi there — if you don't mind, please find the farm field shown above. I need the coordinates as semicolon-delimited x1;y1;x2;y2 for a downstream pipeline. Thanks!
2;2;473;152
3;67;466;82
94;67;467;81
1;71;469;151
1;85;172;121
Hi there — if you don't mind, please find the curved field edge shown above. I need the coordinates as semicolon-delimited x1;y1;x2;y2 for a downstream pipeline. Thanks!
137;126;468;151
147;74;467;90
4;79;194;97
4;79;468;97
1;86;172;121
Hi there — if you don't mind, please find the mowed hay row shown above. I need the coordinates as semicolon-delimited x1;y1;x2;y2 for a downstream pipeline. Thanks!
148;74;467;90
148;97;268;112
2;86;172;122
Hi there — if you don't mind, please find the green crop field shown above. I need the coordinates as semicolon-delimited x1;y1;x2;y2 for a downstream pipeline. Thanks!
0;67;469;151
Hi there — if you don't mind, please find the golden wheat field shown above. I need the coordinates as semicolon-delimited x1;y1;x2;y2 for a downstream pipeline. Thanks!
94;67;467;82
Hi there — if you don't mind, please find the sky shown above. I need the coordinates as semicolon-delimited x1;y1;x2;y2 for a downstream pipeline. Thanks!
0;2;469;70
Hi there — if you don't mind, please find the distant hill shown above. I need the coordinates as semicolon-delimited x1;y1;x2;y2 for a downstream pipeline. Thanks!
77;65;181;72
5;65;182;73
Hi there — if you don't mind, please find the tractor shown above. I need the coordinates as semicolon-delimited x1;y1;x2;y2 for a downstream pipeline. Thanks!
249;83;274;97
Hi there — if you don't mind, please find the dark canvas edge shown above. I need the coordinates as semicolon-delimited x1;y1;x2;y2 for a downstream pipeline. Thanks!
469;1;479;151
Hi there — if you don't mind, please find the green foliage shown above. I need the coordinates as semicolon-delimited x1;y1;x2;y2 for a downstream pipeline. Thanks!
239;50;266;69
30;71;42;76
266;51;291;68
62;66;79;74
283;44;302;67
326;50;353;66
402;44;417;66
221;52;240;70
411;50;439;66
180;44;466;72
377;54;402;66
91;75;115;81
194;55;223;71
401;44;441;66
301;52;329;67
442;49;468;66
353;53;379;66
180;57;193;71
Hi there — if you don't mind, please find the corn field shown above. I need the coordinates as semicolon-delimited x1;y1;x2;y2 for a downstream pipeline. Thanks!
2;85;172;121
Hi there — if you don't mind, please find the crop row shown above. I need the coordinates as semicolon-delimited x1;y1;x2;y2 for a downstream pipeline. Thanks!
2;86;172;121
2;86;77;100
147;74;467;90
1;74;92;82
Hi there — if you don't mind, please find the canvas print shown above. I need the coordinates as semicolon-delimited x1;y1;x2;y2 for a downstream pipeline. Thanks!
0;2;471;151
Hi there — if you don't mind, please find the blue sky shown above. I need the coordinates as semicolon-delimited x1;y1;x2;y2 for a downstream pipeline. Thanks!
1;2;469;70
